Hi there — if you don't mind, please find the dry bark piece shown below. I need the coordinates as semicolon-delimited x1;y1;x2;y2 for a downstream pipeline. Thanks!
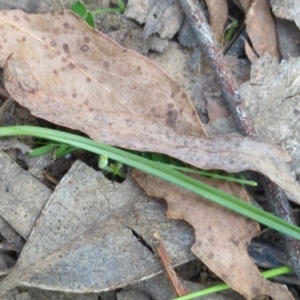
0;161;195;296
206;0;228;42
0;10;299;203
239;0;280;58
133;170;293;300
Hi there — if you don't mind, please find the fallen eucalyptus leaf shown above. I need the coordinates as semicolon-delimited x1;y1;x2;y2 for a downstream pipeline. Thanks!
0;10;299;204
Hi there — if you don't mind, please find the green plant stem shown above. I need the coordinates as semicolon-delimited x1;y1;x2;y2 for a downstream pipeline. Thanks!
173;265;291;299
1;126;300;240
161;164;257;186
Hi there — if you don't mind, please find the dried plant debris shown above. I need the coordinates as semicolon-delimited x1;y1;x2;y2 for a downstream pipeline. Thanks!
124;0;184;39
0;161;195;296
0;150;51;239
240;54;300;178
240;0;280;59
133;170;293;300
206;0;228;42
2;10;299;203
271;0;300;29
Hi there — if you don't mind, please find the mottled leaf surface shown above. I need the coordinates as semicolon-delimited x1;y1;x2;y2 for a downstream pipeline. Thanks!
0;10;299;203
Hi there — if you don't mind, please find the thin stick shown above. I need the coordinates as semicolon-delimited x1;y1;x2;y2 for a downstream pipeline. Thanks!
179;0;300;277
153;232;189;297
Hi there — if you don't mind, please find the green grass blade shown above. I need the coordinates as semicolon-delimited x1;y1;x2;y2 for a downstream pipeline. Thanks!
173;265;291;299
1;126;300;240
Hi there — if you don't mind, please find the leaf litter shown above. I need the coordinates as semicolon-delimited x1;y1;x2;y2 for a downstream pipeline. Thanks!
0;160;195;296
0;7;297;299
1;10;299;203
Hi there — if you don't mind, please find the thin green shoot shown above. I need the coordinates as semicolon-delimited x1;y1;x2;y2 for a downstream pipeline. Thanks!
173;265;292;299
224;19;239;42
159;163;257;186
1;126;300;241
29;142;79;159
70;0;125;28
98;154;125;178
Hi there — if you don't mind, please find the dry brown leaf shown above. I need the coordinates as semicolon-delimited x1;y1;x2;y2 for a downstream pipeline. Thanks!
0;10;299;203
244;38;258;62
206;0;228;42
133;170;294;300
239;0;280;58
206;97;230;121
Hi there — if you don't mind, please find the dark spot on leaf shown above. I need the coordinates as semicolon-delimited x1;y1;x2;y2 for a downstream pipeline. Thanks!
103;61;110;69
166;109;178;127
136;66;141;72
192;110;196;115
13;16;20;21
84;37;90;43
84;100;89;105
181;92;185;98
53;28;59;35
208;253;214;259
68;63;75;70
63;22;70;29
23;15;30;22
3;39;7;43
207;225;212;230
221;274;228;280
61;57;68;63
72;93;77;98
251;287;260;294
21;37;26;42
41;36;45;40
53;70;57;74
168;103;174;108
50;40;57;47
80;44;89;52
86;77;91;83
232;240;239;246
63;43;70;53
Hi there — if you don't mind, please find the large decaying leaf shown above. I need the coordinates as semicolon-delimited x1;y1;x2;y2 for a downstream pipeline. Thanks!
0;10;299;203
0;161;195;296
133;170;294;300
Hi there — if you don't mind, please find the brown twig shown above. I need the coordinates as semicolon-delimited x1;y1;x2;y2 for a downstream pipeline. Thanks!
153;232;189;297
179;0;300;277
